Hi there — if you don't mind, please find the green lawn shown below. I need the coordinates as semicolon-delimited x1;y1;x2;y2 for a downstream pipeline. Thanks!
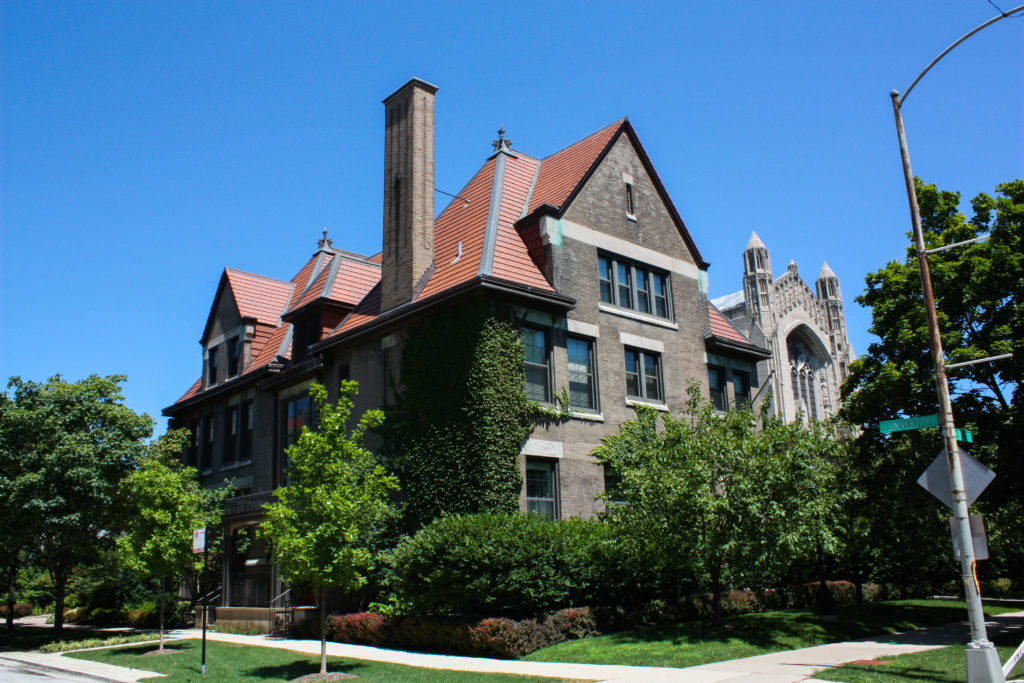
815;636;1021;683
68;639;588;682
524;599;1021;669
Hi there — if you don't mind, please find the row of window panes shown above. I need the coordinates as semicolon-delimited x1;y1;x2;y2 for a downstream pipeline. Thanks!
523;328;664;408
709;366;752;411
527;459;628;519
189;400;253;471
598;255;671;319
208;337;243;385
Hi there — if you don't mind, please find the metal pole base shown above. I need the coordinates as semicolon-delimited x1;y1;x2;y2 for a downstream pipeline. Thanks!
967;644;1006;683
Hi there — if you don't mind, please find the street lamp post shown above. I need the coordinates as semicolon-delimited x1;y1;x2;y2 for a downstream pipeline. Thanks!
889;6;1022;683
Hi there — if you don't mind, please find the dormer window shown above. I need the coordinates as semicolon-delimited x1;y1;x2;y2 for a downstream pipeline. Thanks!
208;347;219;385
228;336;241;377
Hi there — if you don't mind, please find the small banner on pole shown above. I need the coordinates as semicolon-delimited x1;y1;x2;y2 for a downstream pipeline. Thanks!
949;515;989;561
192;528;206;554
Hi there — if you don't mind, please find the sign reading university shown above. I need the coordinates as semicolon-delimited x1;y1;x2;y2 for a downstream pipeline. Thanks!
879;414;939;433
879;414;973;442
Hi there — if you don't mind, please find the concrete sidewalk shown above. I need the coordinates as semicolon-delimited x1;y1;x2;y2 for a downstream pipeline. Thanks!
2;611;1021;683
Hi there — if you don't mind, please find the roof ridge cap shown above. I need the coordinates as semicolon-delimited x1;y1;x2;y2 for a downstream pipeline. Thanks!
478;151;508;277
224;267;292;286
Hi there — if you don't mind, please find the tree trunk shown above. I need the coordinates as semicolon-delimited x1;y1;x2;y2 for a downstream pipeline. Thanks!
319;586;327;675
159;577;166;652
710;561;723;629
855;580;863;607
6;574;15;633
53;573;66;632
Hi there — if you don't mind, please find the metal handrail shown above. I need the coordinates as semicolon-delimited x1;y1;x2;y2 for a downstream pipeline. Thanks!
198;588;221;606
267;588;293;634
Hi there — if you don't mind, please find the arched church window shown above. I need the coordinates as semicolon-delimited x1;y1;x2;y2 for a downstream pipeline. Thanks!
808;374;818;421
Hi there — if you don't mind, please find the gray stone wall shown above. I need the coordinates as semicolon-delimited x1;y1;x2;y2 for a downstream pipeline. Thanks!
521;134;713;519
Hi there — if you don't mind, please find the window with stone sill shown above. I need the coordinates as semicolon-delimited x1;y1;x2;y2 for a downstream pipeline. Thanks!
598;254;671;319
708;365;728;411
223;404;238;465
227;336;241;377
732;370;751;407
208;347;219;385
521;326;551;403
201;414;215;470
624;347;663;402
526;458;558;519
567;336;597;411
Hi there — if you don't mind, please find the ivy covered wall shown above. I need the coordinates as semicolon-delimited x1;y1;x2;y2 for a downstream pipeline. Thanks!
382;300;542;528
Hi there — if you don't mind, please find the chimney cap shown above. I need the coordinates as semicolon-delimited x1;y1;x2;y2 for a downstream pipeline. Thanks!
382;78;439;105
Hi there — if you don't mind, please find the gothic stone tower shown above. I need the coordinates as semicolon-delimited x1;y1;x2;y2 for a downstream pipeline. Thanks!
714;232;854;423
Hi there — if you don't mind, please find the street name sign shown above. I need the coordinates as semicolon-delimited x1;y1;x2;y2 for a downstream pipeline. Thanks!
916;445;995;510
879;414;973;442
880;414;939;433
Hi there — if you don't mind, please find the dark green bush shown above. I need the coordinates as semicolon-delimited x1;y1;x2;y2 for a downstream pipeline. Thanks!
385;513;611;618
123;600;192;629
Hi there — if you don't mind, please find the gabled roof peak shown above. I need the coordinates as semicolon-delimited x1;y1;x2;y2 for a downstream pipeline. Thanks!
746;231;766;250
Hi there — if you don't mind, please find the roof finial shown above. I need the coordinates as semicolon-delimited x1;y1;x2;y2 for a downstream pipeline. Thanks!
492;125;512;152
318;227;334;250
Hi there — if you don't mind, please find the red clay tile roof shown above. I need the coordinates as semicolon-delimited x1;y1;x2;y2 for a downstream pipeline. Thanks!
416;157;498;298
287;252;334;310
489;153;551;290
328;258;380;305
245;322;291;374
225;269;294;324
332;281;382;336
175;377;202;404
176;118;704;409
528;119;624;213
707;301;758;347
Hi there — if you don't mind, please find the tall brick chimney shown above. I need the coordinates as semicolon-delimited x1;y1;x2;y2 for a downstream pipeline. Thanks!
381;78;437;312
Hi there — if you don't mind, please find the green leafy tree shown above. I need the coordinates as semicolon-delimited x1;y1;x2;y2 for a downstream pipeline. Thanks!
596;385;846;626
260;381;398;676
0;391;40;631
841;179;1023;585
2;375;152;631
118;429;226;650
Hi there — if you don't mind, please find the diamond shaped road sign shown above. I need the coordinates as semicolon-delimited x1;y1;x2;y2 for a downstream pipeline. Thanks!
917;445;995;510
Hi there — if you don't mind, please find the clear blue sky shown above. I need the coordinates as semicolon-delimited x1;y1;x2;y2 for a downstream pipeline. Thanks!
2;1;1021;434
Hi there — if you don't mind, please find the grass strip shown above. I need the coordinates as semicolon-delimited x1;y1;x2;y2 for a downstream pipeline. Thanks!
68;639;590;682
525;599;1020;669
40;632;161;652
815;637;1021;683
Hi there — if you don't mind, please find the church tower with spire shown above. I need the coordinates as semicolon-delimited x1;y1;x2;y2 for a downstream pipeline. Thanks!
742;231;773;328
713;233;854;423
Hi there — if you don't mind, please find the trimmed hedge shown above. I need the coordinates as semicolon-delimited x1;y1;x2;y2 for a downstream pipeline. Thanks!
0;603;33;619
385;512;611;618
328;607;599;659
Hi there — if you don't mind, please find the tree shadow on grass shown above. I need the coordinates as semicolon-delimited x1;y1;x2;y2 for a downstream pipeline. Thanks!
247;660;370;680
827;664;950;683
595;602;1008;652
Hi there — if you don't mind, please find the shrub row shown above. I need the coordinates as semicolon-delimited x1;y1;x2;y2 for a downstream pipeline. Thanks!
590;581;884;630
65;600;192;628
384;513;614;618
327;607;598;659
0;603;33;619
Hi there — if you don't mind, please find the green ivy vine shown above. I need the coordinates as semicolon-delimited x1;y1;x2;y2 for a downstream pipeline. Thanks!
382;300;562;529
